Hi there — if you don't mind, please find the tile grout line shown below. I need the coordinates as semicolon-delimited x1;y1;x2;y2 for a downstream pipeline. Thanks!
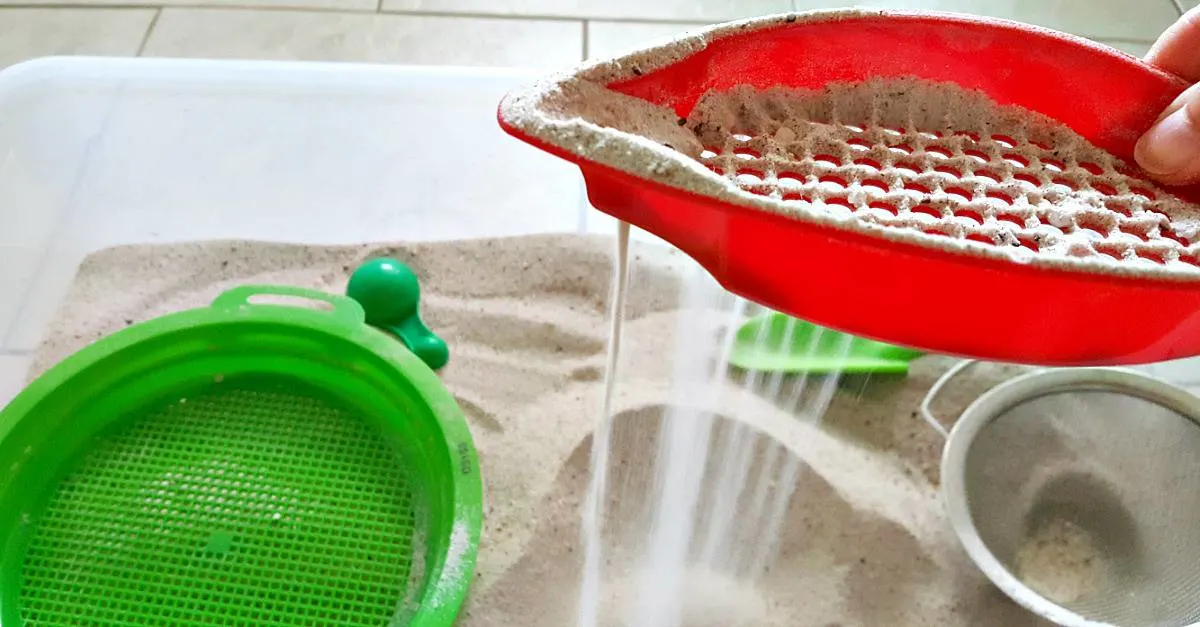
135;6;162;56
0;4;1164;45
0;3;717;25
315;7;723;24
0;3;375;13
1171;0;1185;15
375;7;711;23
581;19;589;60
1094;37;1160;44
0;5;1166;44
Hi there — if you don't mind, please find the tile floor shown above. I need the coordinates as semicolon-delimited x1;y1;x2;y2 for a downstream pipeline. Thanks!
0;1;1188;71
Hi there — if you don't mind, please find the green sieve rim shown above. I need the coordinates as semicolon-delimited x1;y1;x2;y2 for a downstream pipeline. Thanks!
0;285;483;627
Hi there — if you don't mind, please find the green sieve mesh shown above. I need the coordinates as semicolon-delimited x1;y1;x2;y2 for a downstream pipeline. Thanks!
19;377;424;626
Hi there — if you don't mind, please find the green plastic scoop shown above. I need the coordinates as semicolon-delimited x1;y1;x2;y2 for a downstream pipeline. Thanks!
730;312;924;374
347;257;450;370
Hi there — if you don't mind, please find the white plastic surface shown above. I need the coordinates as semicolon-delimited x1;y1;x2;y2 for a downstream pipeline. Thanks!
0;57;597;402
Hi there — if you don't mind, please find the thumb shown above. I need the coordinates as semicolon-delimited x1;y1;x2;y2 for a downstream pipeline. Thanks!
1135;83;1200;184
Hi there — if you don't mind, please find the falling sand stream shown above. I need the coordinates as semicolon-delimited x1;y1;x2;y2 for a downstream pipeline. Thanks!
577;222;851;627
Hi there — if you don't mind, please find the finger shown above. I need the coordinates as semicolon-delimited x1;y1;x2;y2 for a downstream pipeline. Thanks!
1135;85;1200;184
1150;82;1200;127
1146;6;1200;81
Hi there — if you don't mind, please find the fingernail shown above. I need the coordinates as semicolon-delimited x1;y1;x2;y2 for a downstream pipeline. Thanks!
1136;105;1200;176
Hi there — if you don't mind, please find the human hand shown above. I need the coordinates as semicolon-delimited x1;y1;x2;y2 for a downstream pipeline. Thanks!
1136;7;1200;184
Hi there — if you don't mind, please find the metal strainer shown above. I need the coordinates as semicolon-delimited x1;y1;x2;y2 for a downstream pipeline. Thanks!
941;368;1200;627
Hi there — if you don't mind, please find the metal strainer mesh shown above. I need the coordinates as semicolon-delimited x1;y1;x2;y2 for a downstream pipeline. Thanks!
19;378;423;626
964;387;1200;626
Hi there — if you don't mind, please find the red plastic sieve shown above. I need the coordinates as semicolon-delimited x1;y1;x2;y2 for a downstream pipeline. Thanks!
498;10;1200;366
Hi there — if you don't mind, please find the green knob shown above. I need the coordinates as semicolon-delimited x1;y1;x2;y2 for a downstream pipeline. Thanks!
346;258;449;371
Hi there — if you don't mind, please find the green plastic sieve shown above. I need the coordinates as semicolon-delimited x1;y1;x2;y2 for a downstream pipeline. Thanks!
0;285;483;626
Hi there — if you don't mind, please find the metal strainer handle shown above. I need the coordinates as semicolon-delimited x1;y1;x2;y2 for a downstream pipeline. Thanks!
919;359;980;440
921;360;1052;439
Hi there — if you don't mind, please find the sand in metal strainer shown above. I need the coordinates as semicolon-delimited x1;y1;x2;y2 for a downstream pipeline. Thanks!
927;366;1200;626
0;280;482;626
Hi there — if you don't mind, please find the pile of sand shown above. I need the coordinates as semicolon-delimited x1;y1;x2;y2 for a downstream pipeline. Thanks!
34;234;1051;626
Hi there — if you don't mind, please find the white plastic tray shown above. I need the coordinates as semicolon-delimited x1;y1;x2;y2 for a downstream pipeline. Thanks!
0;57;602;403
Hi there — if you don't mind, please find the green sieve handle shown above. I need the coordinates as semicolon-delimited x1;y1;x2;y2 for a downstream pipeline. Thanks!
211;285;366;329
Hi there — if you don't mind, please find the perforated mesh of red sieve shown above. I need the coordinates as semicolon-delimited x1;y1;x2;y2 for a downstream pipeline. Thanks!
688;82;1200;269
